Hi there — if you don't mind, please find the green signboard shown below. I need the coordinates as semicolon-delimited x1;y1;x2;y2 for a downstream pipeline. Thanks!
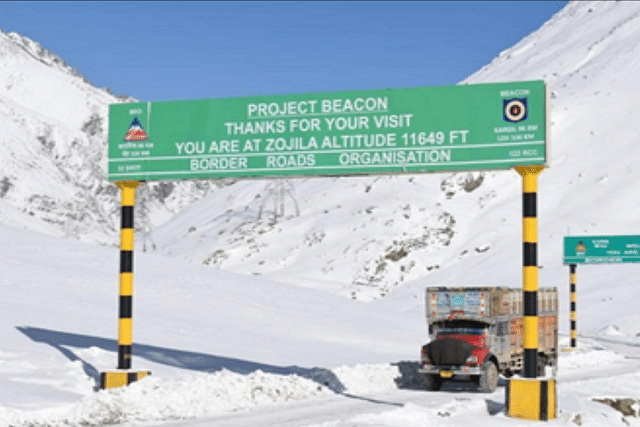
108;80;548;181
564;235;640;264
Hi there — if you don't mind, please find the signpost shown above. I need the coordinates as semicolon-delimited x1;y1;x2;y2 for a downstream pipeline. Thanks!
563;235;640;350
108;80;548;181
564;235;640;264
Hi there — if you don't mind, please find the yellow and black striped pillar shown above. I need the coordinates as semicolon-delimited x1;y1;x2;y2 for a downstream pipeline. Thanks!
101;180;150;389
507;166;555;421
515;165;543;379
117;180;139;369
570;264;577;348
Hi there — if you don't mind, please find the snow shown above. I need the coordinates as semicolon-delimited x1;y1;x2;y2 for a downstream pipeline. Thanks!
3;0;640;426
337;400;490;427
3;221;640;426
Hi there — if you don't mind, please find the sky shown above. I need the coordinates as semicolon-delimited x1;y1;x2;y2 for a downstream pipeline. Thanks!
1;1;567;102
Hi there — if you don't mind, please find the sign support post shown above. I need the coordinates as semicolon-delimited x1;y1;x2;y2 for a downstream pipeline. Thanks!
100;180;151;389
507;165;556;421
570;264;577;348
516;165;544;379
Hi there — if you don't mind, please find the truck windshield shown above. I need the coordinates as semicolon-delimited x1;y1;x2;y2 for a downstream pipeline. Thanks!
433;320;488;336
439;327;484;335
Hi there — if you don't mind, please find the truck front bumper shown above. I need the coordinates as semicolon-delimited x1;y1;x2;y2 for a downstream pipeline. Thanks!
418;364;482;377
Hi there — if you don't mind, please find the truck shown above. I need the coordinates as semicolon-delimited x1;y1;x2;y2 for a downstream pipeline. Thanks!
419;287;558;393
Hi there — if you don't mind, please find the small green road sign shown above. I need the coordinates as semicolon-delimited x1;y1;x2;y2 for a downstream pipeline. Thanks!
108;80;548;182
564;235;640;264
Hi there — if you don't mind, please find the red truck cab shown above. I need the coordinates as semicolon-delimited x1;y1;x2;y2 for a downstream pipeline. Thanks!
420;319;499;392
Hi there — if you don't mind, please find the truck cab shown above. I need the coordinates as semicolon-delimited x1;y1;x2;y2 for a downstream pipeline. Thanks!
420;318;499;392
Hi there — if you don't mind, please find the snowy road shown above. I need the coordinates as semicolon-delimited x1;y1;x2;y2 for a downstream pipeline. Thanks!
153;336;640;427
161;386;498;427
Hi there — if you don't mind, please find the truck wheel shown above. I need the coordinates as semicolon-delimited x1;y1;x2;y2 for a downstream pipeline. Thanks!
478;361;499;393
425;374;444;391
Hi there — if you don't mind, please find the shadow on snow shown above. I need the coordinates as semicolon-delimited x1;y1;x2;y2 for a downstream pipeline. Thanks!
17;328;507;412
16;326;345;393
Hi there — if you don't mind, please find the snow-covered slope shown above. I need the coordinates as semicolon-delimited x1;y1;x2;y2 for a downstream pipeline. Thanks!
149;1;640;301
0;31;119;241
0;31;229;244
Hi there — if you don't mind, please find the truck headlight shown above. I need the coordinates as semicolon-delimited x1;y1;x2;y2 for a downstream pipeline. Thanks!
465;355;478;365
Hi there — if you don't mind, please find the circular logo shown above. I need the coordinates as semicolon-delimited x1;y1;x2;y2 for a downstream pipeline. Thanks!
504;99;527;122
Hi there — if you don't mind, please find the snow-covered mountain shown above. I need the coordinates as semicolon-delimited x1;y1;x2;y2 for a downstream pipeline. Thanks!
146;1;640;300
0;31;229;244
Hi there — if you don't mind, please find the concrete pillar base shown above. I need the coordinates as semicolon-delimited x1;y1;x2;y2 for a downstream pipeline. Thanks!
100;370;151;389
506;377;556;421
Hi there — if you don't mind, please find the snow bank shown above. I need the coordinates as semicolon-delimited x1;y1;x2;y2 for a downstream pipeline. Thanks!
0;370;332;426
333;364;399;395
0;364;403;427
